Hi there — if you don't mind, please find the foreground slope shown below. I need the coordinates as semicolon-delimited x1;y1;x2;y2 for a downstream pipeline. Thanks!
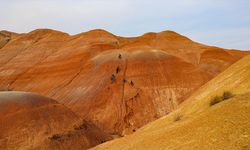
0;29;249;135
0;91;111;150
92;54;250;150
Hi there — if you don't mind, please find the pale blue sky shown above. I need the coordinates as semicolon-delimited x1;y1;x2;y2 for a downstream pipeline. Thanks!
1;0;249;50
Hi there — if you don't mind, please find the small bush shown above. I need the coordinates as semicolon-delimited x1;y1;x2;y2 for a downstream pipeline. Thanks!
101;140;107;143
210;96;222;106
222;91;234;100
210;91;234;106
173;114;182;122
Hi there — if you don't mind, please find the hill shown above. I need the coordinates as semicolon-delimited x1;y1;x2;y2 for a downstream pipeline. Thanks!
0;29;249;135
91;54;250;150
0;91;111;150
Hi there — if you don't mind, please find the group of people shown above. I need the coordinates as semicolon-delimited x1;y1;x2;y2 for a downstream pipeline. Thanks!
110;54;134;86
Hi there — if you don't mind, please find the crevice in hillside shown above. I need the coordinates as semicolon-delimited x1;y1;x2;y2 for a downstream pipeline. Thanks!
114;56;142;134
120;58;128;107
123;88;141;131
113;55;128;132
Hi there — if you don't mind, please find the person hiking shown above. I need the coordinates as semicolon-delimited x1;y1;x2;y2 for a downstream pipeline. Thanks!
116;66;121;74
130;81;134;86
111;74;116;82
118;54;122;59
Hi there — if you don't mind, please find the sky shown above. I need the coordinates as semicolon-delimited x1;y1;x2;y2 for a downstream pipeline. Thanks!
1;0;250;50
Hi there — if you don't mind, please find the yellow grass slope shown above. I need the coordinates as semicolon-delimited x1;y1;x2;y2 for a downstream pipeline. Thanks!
92;54;250;150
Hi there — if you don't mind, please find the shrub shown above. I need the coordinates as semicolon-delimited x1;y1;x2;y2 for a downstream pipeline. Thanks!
173;114;182;122
210;96;222;106
210;91;234;106
101;140;107;143
222;91;234;100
